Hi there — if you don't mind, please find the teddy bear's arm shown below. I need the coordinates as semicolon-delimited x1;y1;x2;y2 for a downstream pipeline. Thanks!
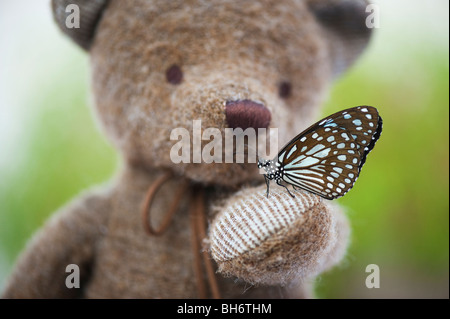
208;184;349;297
2;191;110;298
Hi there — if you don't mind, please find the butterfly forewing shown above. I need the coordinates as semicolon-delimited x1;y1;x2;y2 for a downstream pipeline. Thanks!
276;106;382;200
320;106;383;169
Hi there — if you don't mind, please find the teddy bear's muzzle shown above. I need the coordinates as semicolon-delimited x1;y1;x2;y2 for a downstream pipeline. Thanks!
225;99;272;130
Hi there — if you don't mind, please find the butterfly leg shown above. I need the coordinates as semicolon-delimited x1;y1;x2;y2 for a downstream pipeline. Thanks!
264;175;270;198
276;179;295;198
292;185;299;191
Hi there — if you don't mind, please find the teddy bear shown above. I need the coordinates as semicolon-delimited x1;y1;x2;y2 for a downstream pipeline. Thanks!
2;0;372;298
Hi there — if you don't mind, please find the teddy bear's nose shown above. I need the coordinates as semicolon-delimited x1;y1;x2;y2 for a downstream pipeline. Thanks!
225;100;271;130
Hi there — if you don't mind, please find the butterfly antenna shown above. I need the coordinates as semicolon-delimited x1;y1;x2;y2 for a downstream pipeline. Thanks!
230;144;261;163
243;143;261;162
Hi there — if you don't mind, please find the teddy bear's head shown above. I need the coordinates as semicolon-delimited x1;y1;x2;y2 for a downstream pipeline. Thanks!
53;0;371;186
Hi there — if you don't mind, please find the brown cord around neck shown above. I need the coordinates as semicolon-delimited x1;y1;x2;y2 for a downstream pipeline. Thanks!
193;188;220;299
141;171;187;236
141;171;221;299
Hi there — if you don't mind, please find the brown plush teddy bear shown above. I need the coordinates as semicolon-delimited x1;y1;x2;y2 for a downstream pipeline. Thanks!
3;0;371;298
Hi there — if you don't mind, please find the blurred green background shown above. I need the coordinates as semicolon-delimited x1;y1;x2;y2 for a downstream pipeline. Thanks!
0;0;448;298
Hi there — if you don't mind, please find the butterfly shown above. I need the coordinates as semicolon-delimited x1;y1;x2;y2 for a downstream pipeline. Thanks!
258;106;382;200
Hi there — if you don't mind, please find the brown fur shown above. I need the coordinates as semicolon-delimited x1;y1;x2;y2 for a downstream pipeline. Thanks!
2;0;371;298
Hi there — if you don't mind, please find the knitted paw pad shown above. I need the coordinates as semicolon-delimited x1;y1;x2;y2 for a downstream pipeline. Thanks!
209;185;340;285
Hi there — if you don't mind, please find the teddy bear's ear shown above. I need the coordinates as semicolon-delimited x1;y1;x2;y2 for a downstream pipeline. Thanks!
51;0;109;51
307;0;373;77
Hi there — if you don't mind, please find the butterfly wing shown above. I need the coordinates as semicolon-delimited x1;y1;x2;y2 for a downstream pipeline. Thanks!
277;106;382;200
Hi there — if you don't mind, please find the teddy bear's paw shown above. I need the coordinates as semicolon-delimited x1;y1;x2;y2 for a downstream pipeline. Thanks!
209;184;349;286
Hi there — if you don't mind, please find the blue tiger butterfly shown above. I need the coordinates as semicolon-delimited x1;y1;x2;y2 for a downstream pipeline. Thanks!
258;106;382;199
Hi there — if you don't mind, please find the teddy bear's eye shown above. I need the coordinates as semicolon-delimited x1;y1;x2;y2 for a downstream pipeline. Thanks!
278;81;292;99
166;64;183;85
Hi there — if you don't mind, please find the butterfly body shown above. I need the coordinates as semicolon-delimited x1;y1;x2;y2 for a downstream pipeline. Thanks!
259;106;382;200
258;158;293;197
